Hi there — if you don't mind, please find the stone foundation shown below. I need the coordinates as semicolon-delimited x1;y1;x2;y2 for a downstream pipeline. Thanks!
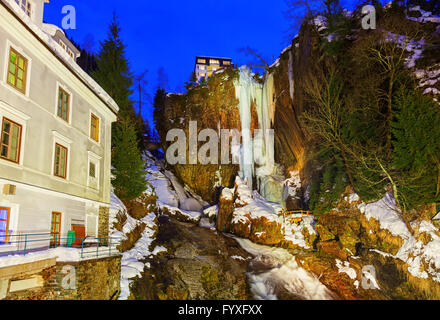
0;255;121;300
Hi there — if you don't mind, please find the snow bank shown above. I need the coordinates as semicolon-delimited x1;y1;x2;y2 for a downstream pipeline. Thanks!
407;6;440;24
359;193;440;282
232;176;283;226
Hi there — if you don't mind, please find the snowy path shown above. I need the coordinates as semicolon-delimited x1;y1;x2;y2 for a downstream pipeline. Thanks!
232;236;334;300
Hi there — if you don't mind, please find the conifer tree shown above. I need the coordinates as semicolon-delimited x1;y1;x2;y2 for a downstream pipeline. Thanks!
92;14;135;120
111;120;147;202
391;90;440;210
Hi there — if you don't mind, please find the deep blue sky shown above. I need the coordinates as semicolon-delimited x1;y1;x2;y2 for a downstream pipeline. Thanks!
43;0;293;127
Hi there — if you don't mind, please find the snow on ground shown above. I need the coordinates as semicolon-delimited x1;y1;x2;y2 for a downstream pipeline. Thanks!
407;6;440;24
358;193;440;282
232;176;283;227
109;189;166;300
0;246;119;269
385;32;425;69
113;152;215;299
228;176;315;249
284;215;316;250
118;212;166;300
284;170;301;199
233;237;333;300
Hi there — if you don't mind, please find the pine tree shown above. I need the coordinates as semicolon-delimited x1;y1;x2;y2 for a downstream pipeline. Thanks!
92;14;135;120
111;120;147;202
391;90;440;209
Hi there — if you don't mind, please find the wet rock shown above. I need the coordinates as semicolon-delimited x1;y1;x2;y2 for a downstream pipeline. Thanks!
317;240;349;261
130;217;250;300
217;188;235;233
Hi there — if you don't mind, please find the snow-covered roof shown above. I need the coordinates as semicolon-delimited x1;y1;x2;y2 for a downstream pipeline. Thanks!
2;0;119;114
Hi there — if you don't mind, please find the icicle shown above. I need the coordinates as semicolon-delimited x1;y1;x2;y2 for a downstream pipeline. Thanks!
288;49;295;104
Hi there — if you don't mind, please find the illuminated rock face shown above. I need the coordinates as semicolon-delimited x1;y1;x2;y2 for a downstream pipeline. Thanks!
160;27;322;206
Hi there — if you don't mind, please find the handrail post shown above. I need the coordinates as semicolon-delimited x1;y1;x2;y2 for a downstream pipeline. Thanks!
96;238;99;258
24;234;27;255
81;238;84;259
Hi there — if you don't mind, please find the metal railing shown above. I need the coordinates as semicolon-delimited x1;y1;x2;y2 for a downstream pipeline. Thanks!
0;232;121;260
280;210;314;224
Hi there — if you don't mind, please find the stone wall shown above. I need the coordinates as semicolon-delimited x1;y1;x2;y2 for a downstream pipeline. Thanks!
56;255;121;300
0;255;121;300
98;206;110;242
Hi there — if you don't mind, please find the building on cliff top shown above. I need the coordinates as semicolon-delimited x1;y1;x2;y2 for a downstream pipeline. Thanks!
194;56;233;81
0;0;119;256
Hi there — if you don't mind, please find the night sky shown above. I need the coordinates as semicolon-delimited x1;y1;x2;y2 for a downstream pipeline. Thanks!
43;0;293;127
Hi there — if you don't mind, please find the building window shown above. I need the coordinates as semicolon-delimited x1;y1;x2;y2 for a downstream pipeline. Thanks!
198;72;206;78
15;0;31;17
0;118;22;163
67;48;74;59
54;143;68;179
59;40;66;51
223;61;231;66
89;161;96;178
7;48;28;94
90;113;99;142
198;65;206;71
50;212;62;247
209;59;220;65
0;207;11;245
57;87;70;122
197;58;206;64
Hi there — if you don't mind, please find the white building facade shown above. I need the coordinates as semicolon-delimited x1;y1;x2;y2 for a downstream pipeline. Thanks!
0;0;119;253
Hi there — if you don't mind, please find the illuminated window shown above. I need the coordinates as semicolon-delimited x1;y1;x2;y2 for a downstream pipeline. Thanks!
54;143;68;179
209;59;220;65
7;48;28;94
198;72;206;78
90;113;100;142
67;48;74;59
57;87;70;122
15;0;31;17
50;212;62;247
198;65;206;71
0;118;22;163
0;207;11;244
59;40;66;51
223;61;231;66
197;58;206;64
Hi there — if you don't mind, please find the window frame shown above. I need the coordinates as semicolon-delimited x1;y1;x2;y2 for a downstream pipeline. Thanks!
3;42;32;98
0;117;23;164
59;40;67;51
87;151;101;190
0;207;11;245
50;211;62;247
56;85;71;123
89;112;100;143
53;143;68;179
67;48;74;59
15;0;32;17
7;47;28;94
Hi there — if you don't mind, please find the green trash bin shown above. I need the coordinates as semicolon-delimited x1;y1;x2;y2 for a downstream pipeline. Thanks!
67;230;75;247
